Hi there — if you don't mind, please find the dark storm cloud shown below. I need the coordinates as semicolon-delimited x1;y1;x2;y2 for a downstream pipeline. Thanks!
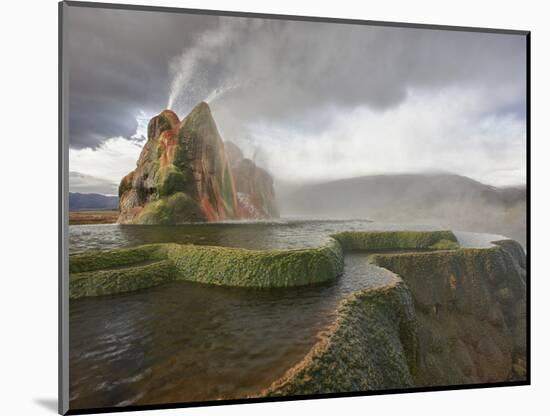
166;18;526;140
66;5;217;148
67;5;526;157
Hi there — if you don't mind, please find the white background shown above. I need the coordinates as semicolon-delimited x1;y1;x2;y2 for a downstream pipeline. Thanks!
1;0;547;414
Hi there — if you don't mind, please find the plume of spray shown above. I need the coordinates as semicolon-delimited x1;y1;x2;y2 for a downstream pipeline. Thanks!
165;18;264;170
204;84;239;105
166;19;246;113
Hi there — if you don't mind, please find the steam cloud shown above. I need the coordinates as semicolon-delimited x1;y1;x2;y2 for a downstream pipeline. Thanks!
165;17;526;185
67;8;526;192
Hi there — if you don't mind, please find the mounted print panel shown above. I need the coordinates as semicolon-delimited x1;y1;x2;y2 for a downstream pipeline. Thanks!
59;1;529;414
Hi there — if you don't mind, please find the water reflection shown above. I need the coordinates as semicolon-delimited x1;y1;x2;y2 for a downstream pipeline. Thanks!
69;251;395;409
69;219;449;254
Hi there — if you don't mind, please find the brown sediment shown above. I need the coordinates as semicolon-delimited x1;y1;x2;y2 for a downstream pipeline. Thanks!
69;210;119;225
158;129;178;168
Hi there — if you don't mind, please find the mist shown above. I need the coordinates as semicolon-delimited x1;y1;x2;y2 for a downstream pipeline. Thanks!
277;173;526;246
165;17;526;187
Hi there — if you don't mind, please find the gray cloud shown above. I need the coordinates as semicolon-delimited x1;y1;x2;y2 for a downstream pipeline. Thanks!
66;5;526;190
69;171;118;195
67;7;525;149
166;18;525;141
66;6;217;148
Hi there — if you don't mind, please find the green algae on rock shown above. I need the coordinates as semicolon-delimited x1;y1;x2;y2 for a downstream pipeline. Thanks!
260;235;526;394
69;244;173;298
69;244;167;274
69;237;344;297
70;260;176;299
138;192;206;224
68;230;457;298
162;238;343;288
263;280;418;396
68;228;527;394
373;243;527;385
332;230;458;251
117;102;279;224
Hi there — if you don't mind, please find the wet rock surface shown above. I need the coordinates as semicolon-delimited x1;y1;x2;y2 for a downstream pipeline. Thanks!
118;103;278;224
68;224;527;408
374;241;527;386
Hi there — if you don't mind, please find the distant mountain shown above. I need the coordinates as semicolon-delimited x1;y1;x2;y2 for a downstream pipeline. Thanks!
279;173;526;246
69;192;118;211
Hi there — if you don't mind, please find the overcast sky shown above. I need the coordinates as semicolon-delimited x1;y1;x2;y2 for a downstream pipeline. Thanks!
67;5;527;195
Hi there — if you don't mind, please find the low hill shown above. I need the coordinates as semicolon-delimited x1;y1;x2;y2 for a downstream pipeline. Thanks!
279;173;526;246
69;192;118;211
